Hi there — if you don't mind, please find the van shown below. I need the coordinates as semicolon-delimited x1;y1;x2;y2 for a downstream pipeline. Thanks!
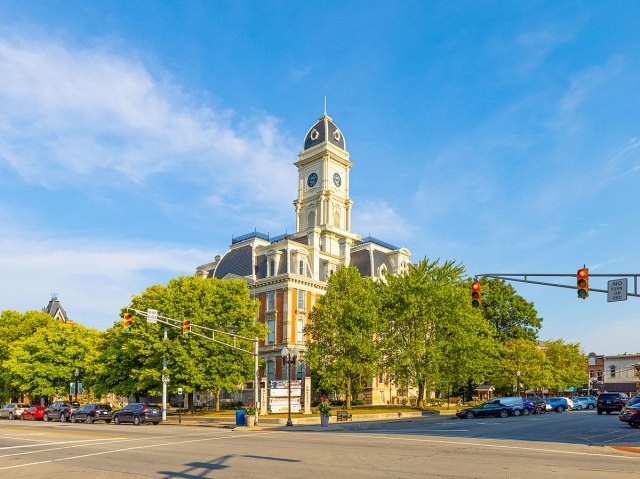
489;397;525;416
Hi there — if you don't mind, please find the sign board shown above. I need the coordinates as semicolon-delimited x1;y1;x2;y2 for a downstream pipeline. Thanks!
607;278;628;302
162;375;170;383
270;388;301;398
270;380;302;389
147;308;158;324
177;387;183;395
269;396;301;413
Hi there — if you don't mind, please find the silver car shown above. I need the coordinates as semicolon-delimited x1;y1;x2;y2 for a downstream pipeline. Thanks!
0;403;30;420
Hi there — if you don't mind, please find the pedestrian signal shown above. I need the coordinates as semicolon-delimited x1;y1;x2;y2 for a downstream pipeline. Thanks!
182;319;191;338
471;281;481;308
577;268;589;299
123;313;133;333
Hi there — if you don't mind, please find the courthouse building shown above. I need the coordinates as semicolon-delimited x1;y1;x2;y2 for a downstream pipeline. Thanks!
196;111;411;404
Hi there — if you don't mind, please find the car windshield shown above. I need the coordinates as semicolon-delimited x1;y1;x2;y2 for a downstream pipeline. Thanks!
627;396;640;406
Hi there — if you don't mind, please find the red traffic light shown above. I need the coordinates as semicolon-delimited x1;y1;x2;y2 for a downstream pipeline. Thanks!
471;281;481;308
123;313;133;333
577;268;589;299
182;320;191;338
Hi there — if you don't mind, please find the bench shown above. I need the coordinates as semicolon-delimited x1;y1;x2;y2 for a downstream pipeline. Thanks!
336;410;352;422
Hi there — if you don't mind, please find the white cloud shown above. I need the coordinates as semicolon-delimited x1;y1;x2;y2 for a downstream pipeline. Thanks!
351;200;414;243
0;224;214;331
0;34;297;212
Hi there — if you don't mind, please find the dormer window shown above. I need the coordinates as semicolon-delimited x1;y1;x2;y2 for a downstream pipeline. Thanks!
299;260;304;275
269;260;275;276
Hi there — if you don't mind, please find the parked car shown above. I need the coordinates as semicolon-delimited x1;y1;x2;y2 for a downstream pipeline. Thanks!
488;397;525;416
457;402;513;419
21;406;45;421
564;397;575;410
545;397;570;413
596;392;628;415
572;396;596;410
524;398;546;414
70;404;113;424
0;403;30;420
113;403;162;425
43;401;81;422
619;399;640;428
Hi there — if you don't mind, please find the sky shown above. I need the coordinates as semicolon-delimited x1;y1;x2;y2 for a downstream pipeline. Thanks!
0;1;639;355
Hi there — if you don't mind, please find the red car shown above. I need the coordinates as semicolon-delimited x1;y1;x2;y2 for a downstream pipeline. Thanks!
21;406;45;421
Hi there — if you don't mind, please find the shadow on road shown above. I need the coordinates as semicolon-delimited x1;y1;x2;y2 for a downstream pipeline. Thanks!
157;454;302;478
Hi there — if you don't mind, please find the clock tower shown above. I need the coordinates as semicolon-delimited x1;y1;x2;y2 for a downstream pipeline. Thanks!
293;112;360;262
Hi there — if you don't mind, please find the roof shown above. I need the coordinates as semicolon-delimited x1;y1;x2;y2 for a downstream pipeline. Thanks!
303;114;346;151
42;295;72;324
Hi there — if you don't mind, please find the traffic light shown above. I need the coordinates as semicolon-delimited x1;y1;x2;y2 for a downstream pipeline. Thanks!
471;281;481;308
182;319;191;338
123;313;133;334
577;267;589;299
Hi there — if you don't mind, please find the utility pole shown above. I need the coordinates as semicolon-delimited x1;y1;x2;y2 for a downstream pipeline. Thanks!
162;326;168;422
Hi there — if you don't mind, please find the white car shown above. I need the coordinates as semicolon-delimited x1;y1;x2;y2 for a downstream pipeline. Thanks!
0;403;29;420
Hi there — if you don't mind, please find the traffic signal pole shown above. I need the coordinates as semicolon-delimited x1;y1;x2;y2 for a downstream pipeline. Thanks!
162;326;167;422
474;273;640;298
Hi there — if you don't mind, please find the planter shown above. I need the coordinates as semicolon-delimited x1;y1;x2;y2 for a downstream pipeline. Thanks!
246;415;256;427
320;413;330;427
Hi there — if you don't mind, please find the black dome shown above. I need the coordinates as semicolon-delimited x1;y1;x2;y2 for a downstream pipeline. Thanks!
303;114;346;151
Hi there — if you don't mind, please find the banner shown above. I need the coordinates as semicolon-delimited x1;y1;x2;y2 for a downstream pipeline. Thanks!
270;388;301;398
270;380;302;389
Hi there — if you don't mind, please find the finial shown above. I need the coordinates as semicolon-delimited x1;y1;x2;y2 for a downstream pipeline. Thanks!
324;96;327;116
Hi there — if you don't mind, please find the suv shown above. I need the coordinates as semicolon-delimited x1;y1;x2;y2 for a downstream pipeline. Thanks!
70;404;113;424
545;397;570;413
113;403;162;425
572;396;596;410
597;392;628;415
0;403;30;420
44;401;81;422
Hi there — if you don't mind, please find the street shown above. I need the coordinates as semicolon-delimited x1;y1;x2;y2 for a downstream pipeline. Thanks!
1;411;639;478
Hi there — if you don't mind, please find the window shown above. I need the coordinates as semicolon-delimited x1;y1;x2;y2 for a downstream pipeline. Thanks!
610;365;616;378
296;361;305;380
297;289;305;310
266;360;275;381
597;370;603;382
267;319;275;344
296;318;304;344
307;211;315;228
269;260;275;276
298;260;304;275
267;291;275;311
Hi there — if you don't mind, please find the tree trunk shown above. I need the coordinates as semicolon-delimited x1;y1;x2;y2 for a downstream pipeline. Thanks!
466;378;473;402
346;378;352;410
135;394;140;402
417;381;425;408
215;391;220;411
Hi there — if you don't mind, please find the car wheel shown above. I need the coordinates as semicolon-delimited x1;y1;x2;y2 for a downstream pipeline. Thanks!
523;409;529;416
60;413;66;423
557;406;564;413
31;415;35;421
465;411;474;419
44;413;49;422
597;409;603;415
20;414;24;421
133;415;141;426
106;420;111;424
9;413;13;420
152;422;159;425
576;404;583;410
70;415;76;423
86;416;93;424
114;416;120;425
499;409;508;418
606;410;611;415
513;409;521;417
588;404;595;410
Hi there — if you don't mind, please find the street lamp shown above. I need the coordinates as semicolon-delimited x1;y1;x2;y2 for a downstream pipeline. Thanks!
516;370;521;397
281;346;298;427
74;369;80;402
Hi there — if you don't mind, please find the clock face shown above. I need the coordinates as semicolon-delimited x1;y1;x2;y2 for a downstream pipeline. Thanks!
307;172;318;187
333;173;342;187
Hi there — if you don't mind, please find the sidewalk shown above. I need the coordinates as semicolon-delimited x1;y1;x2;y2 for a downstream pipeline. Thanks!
163;408;459;429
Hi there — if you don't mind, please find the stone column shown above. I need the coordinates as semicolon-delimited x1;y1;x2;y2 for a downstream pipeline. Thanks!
304;375;312;414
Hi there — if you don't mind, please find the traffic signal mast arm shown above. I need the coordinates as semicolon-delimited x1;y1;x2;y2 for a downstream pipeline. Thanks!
474;273;640;298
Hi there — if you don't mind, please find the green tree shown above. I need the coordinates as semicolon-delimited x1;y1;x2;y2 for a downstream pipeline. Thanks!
480;278;543;342
490;338;548;395
91;276;266;406
3;321;102;401
542;339;588;392
306;266;381;410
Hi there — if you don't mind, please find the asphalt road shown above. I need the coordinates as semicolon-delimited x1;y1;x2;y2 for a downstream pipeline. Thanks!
0;411;639;478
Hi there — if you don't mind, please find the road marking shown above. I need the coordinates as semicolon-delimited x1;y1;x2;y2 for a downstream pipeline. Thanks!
0;432;259;471
0;436;57;442
0;426;123;438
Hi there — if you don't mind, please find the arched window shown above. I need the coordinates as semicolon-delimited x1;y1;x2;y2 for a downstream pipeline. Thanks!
307;211;315;228
333;211;340;228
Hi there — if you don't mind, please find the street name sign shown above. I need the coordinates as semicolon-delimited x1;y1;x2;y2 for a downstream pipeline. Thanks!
147;308;158;323
607;278;627;302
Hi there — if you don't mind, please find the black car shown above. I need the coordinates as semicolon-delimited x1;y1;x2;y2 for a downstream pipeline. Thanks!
70;403;113;424
43;401;81;422
457;402;513;419
596;392;628;415
113;403;162;425
619;396;640;428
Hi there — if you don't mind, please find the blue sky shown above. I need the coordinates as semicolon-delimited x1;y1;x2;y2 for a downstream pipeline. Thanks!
0;1;638;355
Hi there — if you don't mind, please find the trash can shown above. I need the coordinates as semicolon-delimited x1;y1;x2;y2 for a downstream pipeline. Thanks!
235;409;246;426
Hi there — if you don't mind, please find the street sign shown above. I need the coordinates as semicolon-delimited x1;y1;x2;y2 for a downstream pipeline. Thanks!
607;278;628;302
177;387;183;395
162;375;170;383
147;308;158;323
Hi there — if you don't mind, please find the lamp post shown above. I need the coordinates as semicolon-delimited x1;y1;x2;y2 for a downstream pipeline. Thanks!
74;369;80;402
281;346;298;427
516;370;521;397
